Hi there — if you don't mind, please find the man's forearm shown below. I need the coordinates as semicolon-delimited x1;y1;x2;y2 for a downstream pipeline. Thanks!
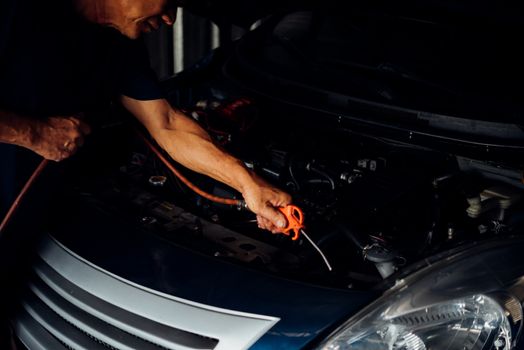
0;109;34;148
124;98;256;193
152;123;256;194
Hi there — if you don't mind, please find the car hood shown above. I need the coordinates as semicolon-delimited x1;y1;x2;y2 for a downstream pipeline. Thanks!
216;6;524;151
183;0;524;28
46;198;378;349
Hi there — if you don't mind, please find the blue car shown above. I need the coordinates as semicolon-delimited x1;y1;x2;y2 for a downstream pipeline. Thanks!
7;3;524;350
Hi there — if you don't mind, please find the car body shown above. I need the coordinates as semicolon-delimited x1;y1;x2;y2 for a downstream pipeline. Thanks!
6;2;524;349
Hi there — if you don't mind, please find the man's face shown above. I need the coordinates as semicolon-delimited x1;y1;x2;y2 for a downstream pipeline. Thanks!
79;0;178;39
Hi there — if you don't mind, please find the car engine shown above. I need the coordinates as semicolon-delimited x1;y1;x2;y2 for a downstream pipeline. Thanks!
59;93;524;290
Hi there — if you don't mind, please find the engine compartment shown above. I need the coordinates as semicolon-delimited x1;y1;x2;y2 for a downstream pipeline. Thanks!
54;92;524;291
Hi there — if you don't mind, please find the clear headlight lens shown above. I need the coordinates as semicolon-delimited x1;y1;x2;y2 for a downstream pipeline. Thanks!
317;239;524;350
322;295;511;350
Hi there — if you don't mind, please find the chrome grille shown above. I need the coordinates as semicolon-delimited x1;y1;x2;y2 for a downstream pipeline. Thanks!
12;234;279;350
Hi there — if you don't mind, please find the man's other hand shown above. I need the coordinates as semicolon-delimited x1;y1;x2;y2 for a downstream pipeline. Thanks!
30;116;91;162
242;174;292;233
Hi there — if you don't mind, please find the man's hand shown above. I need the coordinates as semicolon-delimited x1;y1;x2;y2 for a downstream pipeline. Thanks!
242;174;292;233
29;116;91;162
1;112;91;161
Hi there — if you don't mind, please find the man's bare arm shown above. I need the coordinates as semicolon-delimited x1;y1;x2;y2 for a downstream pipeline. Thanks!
0;109;91;161
0;110;34;148
122;96;291;232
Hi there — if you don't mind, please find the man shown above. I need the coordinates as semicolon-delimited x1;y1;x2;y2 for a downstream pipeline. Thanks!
0;0;290;233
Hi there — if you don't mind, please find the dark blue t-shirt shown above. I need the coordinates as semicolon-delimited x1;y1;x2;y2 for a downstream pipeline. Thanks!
0;0;163;116
0;0;164;216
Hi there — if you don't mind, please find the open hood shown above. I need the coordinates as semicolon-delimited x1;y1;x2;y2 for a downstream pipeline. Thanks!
182;0;524;29
218;5;524;147
184;0;524;123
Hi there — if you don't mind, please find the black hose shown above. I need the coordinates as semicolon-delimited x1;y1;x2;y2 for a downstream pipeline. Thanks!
306;163;335;190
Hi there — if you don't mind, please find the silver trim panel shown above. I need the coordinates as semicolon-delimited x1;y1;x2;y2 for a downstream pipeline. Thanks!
22;234;279;350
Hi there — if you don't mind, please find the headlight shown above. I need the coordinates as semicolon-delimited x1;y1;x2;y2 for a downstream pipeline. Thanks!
322;294;512;350
318;239;524;350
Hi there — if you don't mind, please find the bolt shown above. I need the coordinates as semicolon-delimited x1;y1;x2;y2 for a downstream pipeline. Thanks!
447;226;454;240
140;216;157;225
149;175;167;187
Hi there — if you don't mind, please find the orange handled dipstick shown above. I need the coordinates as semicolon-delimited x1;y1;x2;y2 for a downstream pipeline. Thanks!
277;205;304;241
277;205;333;271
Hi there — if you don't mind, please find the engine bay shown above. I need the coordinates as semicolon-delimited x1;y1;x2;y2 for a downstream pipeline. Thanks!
55;92;524;290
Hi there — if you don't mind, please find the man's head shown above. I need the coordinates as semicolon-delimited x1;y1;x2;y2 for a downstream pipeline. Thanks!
76;0;178;39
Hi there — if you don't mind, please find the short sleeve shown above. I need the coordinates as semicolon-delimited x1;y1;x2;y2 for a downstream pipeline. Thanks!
114;36;166;101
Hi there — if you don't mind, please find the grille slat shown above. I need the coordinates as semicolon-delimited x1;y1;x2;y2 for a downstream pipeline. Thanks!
29;274;163;350
13;308;67;350
21;293;108;350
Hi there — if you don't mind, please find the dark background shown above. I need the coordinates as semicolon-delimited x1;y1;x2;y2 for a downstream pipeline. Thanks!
143;10;250;81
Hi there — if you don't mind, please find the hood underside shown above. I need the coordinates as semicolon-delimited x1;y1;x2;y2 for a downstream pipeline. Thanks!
226;9;523;124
